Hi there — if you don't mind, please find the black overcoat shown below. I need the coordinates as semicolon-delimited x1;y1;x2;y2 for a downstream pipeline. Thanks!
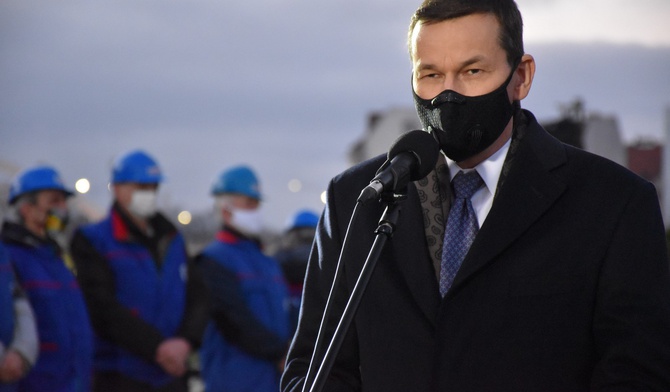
283;111;670;391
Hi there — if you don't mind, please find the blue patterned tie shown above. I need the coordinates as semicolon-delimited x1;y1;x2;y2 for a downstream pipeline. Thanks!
439;171;484;296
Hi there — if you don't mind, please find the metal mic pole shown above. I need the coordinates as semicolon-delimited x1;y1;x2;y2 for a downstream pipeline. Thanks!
307;193;404;392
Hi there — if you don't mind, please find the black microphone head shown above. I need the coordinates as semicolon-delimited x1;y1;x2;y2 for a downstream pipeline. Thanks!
388;130;439;181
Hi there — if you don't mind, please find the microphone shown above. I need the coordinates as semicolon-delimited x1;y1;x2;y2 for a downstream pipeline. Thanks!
358;130;439;203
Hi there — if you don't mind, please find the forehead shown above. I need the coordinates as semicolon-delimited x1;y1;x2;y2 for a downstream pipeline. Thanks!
410;13;503;63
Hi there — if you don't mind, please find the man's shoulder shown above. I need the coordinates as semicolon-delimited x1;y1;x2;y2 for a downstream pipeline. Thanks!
556;136;650;191
521;110;649;191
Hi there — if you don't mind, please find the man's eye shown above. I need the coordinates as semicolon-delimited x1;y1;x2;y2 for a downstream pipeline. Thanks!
422;73;440;79
466;69;481;75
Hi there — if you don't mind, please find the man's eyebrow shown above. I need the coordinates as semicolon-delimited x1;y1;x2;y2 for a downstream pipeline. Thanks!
415;63;439;72
460;55;486;68
415;55;487;72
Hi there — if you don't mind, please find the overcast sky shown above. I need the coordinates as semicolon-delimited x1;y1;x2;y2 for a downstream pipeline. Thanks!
1;0;669;229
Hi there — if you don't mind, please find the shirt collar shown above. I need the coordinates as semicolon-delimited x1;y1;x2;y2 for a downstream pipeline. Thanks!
446;137;512;196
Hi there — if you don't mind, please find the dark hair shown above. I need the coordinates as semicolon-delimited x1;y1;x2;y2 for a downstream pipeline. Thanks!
408;0;524;67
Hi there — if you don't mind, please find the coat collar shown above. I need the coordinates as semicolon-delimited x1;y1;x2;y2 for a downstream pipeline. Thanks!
1;221;62;257
445;110;568;298
216;228;263;249
391;110;569;323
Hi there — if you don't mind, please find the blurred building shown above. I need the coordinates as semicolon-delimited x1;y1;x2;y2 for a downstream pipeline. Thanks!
349;107;421;164
628;141;662;190
542;99;626;167
582;114;626;167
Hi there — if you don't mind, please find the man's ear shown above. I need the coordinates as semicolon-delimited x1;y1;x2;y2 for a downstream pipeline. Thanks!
512;54;536;101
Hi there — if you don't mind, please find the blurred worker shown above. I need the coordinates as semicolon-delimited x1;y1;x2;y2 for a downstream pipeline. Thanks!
273;209;319;335
1;165;93;392
70;150;207;392
197;165;290;392
0;242;39;392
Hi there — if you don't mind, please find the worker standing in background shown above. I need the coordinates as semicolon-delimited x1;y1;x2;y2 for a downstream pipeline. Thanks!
273;209;319;336
1;165;92;392
197;165;290;392
70;150;207;392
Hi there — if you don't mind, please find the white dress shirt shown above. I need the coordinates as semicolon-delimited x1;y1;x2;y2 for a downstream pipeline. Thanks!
446;137;512;228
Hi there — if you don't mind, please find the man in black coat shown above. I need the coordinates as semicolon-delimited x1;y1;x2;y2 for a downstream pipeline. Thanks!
281;0;670;390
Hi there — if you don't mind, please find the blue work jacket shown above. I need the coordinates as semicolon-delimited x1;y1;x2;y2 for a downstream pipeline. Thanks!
78;210;187;387
199;230;290;392
2;224;92;392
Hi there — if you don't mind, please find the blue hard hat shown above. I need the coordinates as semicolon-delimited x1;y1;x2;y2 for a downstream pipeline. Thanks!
9;165;74;204
287;209;319;230
111;150;163;184
211;165;262;200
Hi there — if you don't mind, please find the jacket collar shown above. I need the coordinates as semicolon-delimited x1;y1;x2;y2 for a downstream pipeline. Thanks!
111;207;132;242
446;109;568;298
1;221;61;252
216;229;240;244
217;227;262;249
393;110;569;324
110;202;176;244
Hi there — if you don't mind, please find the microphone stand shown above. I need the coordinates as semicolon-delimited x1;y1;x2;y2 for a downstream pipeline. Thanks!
305;190;406;392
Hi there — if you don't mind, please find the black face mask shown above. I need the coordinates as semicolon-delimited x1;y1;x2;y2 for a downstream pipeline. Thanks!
413;67;517;162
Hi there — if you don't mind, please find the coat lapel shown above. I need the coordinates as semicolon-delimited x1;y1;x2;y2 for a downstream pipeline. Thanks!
390;185;442;327
447;114;569;296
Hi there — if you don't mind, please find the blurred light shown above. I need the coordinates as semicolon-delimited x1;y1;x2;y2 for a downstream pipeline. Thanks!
320;191;327;204
75;178;91;194
177;211;192;225
288;179;302;193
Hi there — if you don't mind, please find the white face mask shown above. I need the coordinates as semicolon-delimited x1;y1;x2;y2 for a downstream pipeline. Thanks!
128;190;158;218
230;208;263;237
